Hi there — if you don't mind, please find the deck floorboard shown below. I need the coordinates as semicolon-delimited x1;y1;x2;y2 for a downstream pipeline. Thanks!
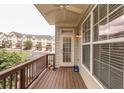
29;67;87;89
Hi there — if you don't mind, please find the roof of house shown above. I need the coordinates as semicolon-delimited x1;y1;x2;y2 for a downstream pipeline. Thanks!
0;32;3;35
9;31;52;39
0;32;8;39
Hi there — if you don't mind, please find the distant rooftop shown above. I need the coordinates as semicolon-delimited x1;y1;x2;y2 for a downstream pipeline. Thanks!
0;31;53;39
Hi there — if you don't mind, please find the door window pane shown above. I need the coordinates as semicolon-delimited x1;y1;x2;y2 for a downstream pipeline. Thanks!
63;37;71;63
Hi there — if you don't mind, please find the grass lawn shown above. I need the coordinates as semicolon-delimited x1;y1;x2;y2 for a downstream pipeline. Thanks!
16;52;31;62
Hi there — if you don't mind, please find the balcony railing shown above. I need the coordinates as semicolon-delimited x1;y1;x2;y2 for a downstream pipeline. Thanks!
0;54;55;89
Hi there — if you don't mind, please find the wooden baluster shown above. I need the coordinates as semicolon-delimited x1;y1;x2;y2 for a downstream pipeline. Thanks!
9;75;13;89
15;72;18;89
32;64;34;80
30;64;32;81
29;65;31;83
52;54;55;69
26;67;28;86
3;78;6;89
46;55;48;68
19;69;25;89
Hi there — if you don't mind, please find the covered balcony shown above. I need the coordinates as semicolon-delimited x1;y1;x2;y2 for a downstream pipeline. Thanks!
0;4;124;89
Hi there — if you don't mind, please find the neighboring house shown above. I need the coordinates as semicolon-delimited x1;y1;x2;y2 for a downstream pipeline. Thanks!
0;32;8;48
22;34;52;51
47;36;55;52
9;32;22;49
7;31;54;51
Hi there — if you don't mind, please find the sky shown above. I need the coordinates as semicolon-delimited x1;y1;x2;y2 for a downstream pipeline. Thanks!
0;5;55;36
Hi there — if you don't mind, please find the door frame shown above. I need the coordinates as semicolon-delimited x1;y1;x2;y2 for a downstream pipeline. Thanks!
60;28;74;67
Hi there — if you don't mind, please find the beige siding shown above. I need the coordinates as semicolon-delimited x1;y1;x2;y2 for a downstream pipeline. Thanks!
55;27;61;68
74;29;80;65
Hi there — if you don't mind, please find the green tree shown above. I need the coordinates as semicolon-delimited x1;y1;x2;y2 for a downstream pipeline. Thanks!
23;40;32;50
0;49;22;70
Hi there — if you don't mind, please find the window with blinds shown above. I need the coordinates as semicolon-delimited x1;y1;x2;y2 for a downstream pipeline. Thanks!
109;4;121;13
109;43;123;89
93;44;100;78
93;24;99;41
99;18;108;40
93;4;108;41
109;6;124;39
83;16;91;43
93;6;98;25
83;4;124;89
99;4;107;21
93;4;124;41
82;45;90;70
93;42;124;88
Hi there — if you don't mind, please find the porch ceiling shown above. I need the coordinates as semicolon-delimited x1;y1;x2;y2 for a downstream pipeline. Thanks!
35;4;94;27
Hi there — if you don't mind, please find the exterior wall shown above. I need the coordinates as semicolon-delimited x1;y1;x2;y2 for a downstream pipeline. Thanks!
74;29;80;65
55;27;61;68
51;36;55;52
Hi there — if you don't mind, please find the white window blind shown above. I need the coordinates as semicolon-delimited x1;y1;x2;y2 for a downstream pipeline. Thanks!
93;43;124;88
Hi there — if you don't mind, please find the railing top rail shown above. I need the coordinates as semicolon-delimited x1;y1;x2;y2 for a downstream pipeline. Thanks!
0;54;48;79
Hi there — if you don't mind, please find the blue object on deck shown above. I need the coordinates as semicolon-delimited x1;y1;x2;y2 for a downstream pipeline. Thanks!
73;65;79;72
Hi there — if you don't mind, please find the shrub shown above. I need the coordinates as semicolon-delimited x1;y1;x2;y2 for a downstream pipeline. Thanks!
0;49;22;70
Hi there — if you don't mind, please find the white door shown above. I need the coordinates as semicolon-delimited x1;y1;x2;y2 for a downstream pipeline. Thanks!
61;36;74;67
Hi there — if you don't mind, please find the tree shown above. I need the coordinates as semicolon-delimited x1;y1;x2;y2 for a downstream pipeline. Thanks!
23;40;32;50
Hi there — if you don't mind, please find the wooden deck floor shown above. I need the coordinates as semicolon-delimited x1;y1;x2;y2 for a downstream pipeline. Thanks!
29;67;87;89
